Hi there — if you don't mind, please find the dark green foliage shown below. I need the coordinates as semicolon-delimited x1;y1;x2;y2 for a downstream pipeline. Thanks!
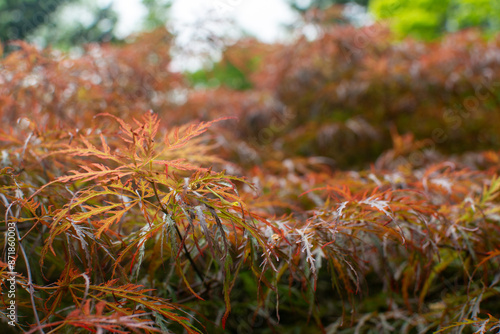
287;0;369;12
187;61;253;91
0;0;120;51
0;0;74;42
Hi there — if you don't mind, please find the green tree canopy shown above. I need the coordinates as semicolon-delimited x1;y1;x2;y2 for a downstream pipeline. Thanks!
0;0;75;42
0;0;120;50
32;1;119;49
287;0;368;12
0;0;173;50
369;0;500;39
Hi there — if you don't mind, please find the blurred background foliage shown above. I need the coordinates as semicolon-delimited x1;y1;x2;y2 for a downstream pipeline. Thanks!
288;0;500;39
1;0;498;51
0;0;171;51
0;0;75;42
0;0;118;49
370;0;500;40
287;0;369;12
1;0;499;164
186;59;254;91
2;0;498;48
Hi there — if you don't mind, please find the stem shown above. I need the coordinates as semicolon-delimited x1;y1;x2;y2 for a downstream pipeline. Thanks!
2;194;44;334
149;180;209;289
173;224;207;286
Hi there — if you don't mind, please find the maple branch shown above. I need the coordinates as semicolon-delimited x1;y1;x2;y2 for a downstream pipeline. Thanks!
149;180;208;290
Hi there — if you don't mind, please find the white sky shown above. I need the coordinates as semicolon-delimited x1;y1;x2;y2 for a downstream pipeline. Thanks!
109;0;297;42
99;0;298;70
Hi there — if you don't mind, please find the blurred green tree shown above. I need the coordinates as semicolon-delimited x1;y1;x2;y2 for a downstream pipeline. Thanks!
32;1;119;49
141;0;172;31
0;0;175;51
0;0;75;42
187;61;253;91
0;0;120;50
369;0;500;39
287;0;368;12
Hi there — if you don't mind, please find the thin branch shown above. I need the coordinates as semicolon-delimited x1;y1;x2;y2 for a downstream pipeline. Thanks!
149;180;209;290
2;193;44;334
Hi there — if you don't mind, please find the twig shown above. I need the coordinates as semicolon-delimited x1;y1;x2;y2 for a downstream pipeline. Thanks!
149;180;209;290
2;193;44;334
